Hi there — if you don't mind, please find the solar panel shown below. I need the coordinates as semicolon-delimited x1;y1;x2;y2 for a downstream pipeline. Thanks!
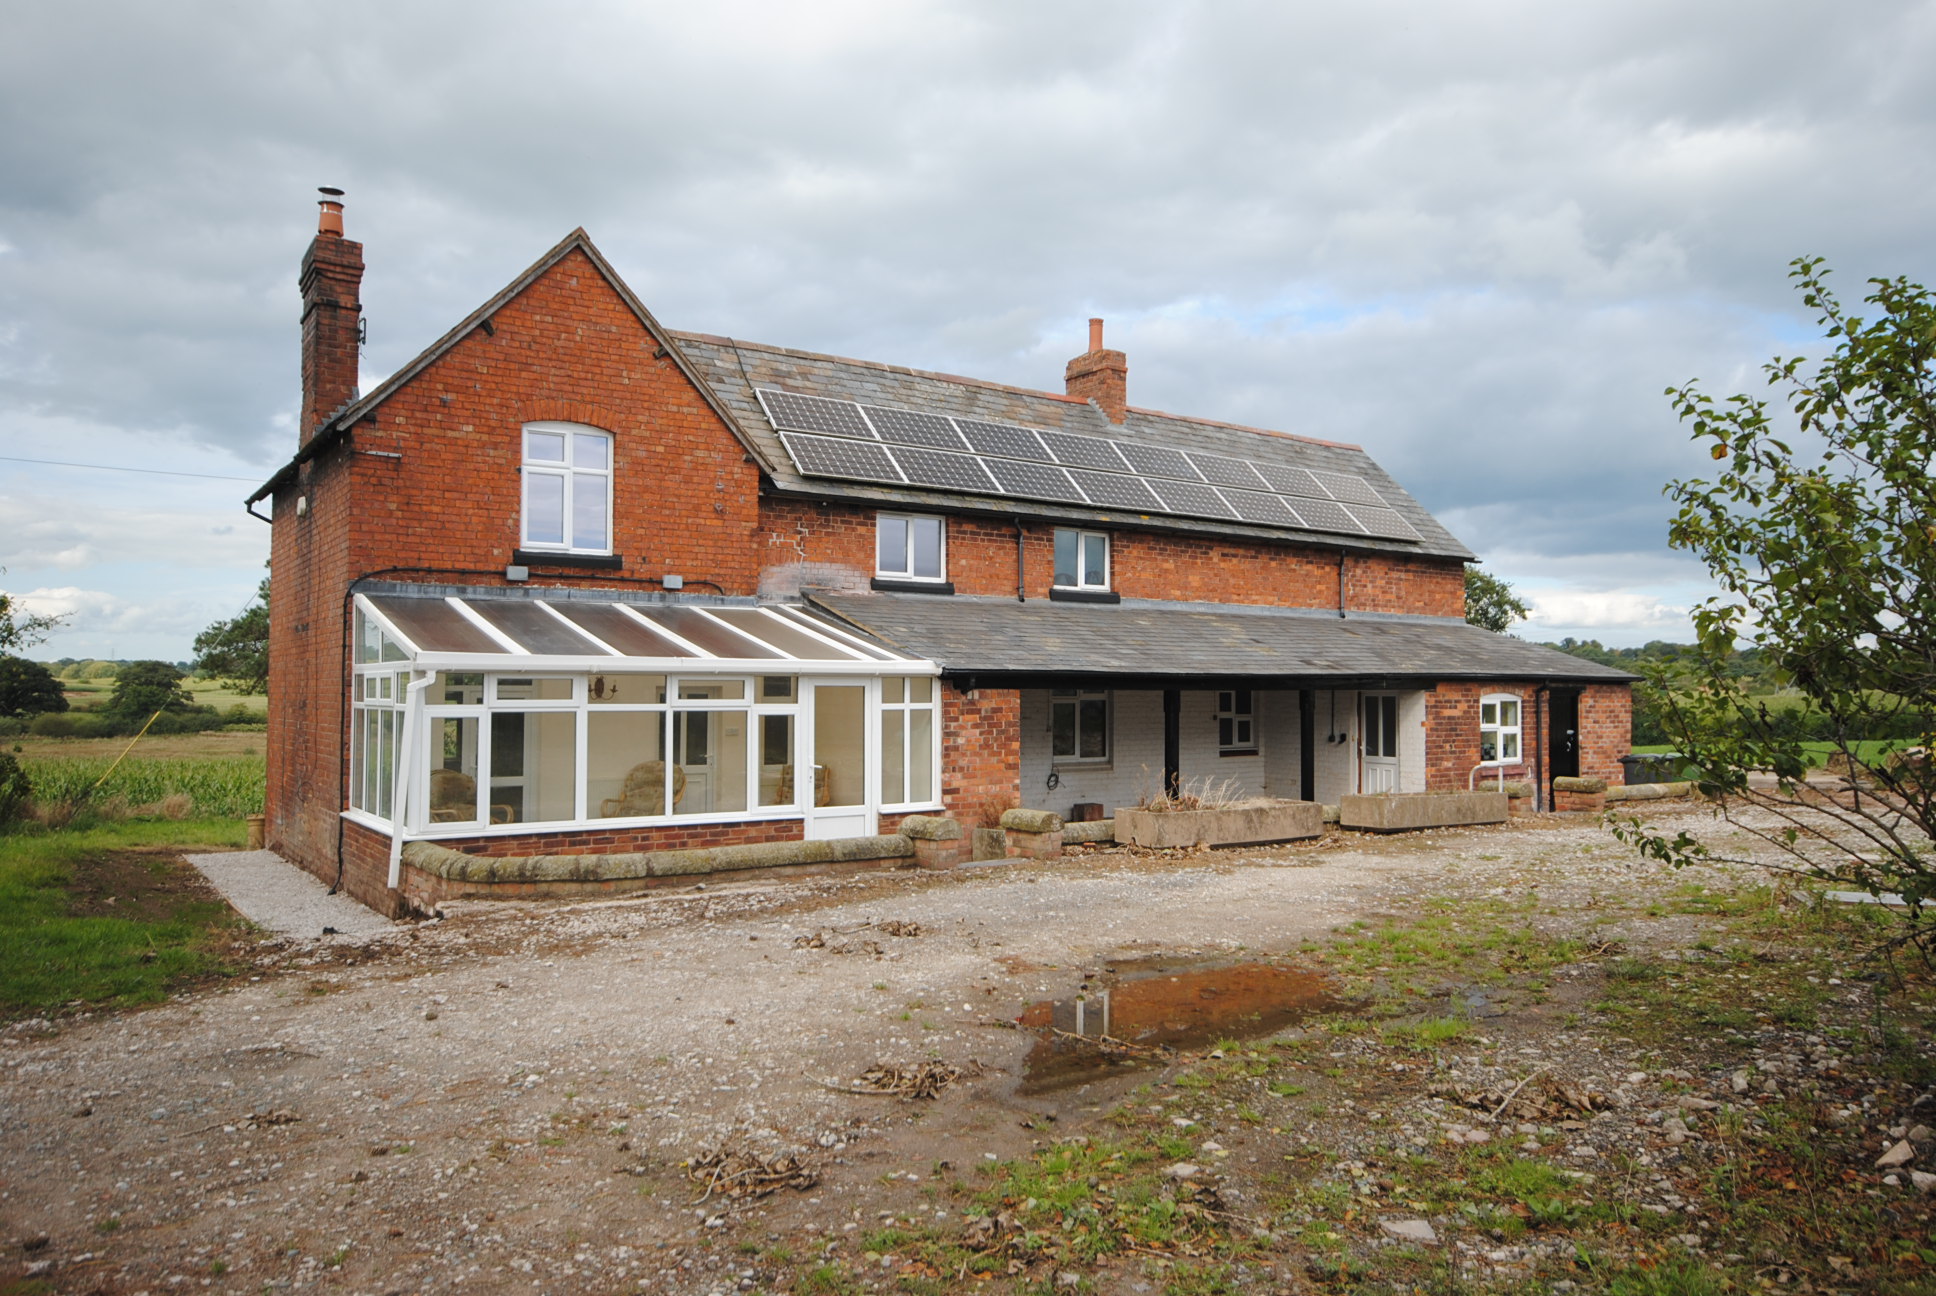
888;447;999;493
1249;463;1329;498
1344;505;1421;540
1285;496;1364;534
1223;490;1304;527
861;405;967;451
758;389;874;438
983;458;1086;503
1148;478;1236;519
957;419;1049;461
1116;442;1201;480
779;433;903;483
1187;453;1269;490
1068;470;1162;511
1038;430;1130;472
760;386;1419;542
1310;469;1386;506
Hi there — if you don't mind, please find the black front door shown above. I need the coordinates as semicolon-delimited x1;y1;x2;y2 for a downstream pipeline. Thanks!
1548;689;1581;788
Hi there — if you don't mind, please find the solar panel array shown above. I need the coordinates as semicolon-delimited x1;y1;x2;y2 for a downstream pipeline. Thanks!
756;389;1421;541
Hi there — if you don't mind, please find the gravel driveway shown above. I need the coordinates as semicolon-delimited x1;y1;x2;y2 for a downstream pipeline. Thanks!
0;810;1728;1294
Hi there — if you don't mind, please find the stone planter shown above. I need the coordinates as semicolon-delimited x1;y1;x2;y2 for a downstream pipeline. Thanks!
969;826;1008;862
1338;791;1508;832
1552;776;1608;813
1115;799;1324;849
1001;808;1065;860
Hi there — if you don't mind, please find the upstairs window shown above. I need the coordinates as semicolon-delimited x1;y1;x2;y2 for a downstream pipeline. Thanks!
1480;693;1521;764
1053;529;1110;589
877;514;945;581
522;423;612;553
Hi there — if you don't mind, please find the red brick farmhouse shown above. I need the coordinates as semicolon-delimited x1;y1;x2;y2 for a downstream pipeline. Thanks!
252;198;1633;914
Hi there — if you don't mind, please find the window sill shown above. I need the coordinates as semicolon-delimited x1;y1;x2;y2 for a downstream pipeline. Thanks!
1218;749;1260;758
513;549;624;570
1049;587;1120;604
871;578;955;595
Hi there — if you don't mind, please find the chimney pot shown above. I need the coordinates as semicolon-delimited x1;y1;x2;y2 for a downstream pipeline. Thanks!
316;187;345;237
1088;317;1104;352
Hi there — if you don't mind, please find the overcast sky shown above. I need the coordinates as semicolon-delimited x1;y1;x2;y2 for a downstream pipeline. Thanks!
4;0;1933;661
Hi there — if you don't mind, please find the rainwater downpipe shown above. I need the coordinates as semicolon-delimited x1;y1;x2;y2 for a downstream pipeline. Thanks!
388;671;436;890
1533;685;1550;812
1337;549;1347;618
1015;521;1026;602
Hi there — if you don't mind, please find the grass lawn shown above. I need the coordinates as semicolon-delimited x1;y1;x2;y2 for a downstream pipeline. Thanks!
1630;739;1914;771
0;819;256;1020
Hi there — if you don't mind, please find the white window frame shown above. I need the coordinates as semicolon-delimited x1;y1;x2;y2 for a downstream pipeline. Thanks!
1052;528;1111;590
877;676;942;809
520;422;613;555
876;513;946;582
1050;687;1111;764
1479;692;1523;765
343;661;940;835
1216;689;1257;756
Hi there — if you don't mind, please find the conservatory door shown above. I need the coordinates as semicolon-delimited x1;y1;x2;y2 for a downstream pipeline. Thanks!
802;680;874;839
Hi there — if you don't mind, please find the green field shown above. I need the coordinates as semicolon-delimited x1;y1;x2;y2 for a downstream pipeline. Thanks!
1629;739;1914;771
17;754;266;819
56;676;267;716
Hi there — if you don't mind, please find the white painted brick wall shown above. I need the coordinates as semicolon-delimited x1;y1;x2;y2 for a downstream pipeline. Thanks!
1020;688;1302;816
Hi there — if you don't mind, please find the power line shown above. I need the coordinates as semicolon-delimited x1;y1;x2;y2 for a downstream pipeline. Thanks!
0;454;262;483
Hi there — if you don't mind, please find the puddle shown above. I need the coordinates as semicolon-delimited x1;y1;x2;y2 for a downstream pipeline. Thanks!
1017;958;1338;1095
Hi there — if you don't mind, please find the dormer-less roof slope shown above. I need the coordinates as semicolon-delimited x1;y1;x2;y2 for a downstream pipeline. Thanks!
675;332;1475;562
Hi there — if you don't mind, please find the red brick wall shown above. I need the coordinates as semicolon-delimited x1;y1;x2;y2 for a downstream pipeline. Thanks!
1578;684;1631;784
1423;682;1632;795
266;436;359;892
338;247;766;591
940;685;1020;825
271;247;772;892
758;499;1466;613
428;817;803;858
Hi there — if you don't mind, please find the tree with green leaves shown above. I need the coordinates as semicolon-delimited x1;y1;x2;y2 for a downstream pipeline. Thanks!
0;655;68;719
0;571;64;654
1615;257;1934;949
107;660;197;721
1464;566;1530;634
192;575;269;694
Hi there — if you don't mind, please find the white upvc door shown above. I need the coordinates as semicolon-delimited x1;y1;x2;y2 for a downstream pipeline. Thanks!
801;678;876;840
1361;692;1400;793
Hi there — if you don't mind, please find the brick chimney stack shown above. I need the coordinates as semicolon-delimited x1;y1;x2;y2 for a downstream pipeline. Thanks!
1064;316;1127;424
299;188;363;443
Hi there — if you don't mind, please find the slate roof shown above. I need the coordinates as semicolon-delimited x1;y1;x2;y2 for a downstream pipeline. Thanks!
809;593;1638;685
674;332;1475;562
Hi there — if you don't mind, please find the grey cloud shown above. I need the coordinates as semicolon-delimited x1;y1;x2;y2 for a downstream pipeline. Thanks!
3;0;1934;651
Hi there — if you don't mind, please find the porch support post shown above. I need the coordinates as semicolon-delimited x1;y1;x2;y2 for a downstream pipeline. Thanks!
1162;689;1181;796
1298;689;1316;802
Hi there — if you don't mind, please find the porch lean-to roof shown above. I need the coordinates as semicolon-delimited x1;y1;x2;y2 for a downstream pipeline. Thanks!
354;586;934;674
809;592;1639;687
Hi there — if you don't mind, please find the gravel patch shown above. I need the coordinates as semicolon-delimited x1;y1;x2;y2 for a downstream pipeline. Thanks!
185;849;396;941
